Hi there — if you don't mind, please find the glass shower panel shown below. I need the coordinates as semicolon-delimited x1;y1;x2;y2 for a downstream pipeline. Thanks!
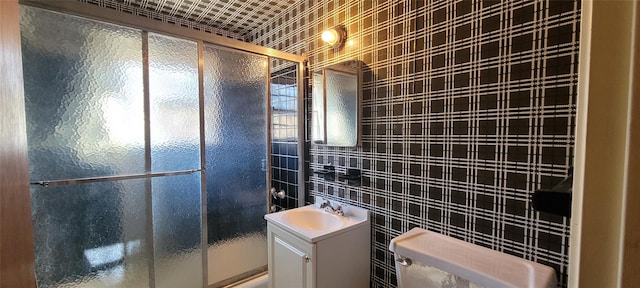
203;45;268;285
148;33;200;172
31;179;149;288
20;6;145;182
152;172;203;288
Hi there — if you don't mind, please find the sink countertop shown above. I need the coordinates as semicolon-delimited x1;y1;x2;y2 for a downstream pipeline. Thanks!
264;198;370;243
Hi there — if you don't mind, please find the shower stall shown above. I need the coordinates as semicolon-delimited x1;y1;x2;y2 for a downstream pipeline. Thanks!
20;3;304;287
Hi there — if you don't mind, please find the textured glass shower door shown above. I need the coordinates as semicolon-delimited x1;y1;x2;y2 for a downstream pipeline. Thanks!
203;45;269;286
21;6;204;288
148;33;203;288
21;3;301;287
22;7;148;287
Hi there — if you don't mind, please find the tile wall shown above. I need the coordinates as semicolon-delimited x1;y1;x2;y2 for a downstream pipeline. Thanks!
248;0;579;287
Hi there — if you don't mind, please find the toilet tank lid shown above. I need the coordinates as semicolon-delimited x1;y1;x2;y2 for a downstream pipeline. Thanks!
389;228;557;288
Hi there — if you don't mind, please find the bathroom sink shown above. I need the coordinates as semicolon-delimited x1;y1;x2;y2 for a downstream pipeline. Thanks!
281;210;343;231
264;197;369;243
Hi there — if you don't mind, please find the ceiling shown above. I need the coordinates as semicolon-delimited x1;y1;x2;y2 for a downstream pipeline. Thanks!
112;0;297;36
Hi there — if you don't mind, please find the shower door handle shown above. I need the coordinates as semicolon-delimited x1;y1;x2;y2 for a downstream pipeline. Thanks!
261;158;267;171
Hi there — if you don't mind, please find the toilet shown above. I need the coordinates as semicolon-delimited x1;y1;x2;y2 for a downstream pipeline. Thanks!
389;228;557;288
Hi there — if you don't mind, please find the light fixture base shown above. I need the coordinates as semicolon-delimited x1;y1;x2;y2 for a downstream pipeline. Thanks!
321;25;347;49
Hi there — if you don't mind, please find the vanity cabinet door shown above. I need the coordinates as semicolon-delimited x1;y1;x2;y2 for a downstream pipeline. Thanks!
268;224;315;288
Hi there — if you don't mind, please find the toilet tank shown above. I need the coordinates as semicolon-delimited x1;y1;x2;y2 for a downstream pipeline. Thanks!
389;228;557;288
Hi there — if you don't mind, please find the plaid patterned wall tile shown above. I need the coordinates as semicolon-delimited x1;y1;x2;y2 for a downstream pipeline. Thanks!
250;0;578;287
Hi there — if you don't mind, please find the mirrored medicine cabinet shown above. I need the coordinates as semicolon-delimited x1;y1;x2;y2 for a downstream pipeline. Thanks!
311;60;361;147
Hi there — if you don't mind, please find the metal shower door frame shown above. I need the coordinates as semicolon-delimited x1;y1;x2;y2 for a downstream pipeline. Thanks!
21;1;306;287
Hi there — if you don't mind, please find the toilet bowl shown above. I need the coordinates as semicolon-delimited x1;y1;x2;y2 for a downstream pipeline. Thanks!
389;228;557;288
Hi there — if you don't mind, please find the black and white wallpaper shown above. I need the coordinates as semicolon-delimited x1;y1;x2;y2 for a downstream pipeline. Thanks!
249;0;579;287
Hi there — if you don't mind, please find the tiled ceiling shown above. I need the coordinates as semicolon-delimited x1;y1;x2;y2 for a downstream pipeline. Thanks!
115;0;297;36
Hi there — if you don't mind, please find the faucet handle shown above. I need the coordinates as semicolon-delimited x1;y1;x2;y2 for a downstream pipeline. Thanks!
318;199;345;216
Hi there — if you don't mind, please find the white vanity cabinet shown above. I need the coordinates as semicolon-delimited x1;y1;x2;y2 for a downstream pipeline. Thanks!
265;200;370;288
267;223;314;288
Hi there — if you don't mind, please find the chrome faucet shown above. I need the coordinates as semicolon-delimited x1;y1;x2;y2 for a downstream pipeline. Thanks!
320;200;344;216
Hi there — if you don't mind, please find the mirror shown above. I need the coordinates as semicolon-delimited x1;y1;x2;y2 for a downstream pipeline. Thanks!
311;60;361;146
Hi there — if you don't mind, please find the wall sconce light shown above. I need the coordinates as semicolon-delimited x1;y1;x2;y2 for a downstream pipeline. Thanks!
321;25;347;49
